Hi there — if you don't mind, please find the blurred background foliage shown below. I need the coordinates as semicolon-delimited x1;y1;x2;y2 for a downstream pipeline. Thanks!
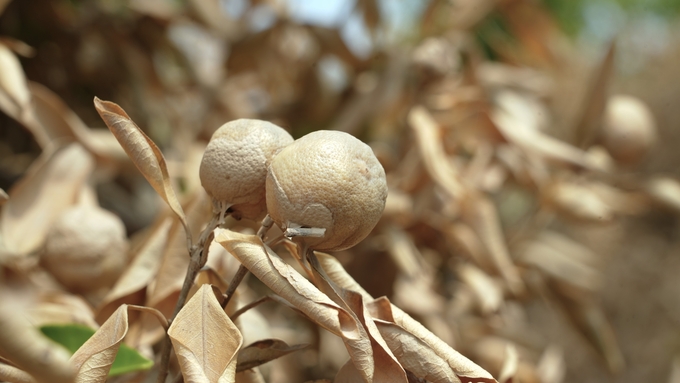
2;0;680;382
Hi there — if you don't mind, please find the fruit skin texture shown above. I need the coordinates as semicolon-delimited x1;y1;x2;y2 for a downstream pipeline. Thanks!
199;119;294;220
42;205;128;292
601;95;657;165
266;130;388;251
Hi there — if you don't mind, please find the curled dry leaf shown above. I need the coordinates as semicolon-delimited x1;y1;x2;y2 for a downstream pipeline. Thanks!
236;339;309;373
1;143;94;256
0;309;75;383
168;284;243;383
307;253;408;383
215;229;376;383
69;305;131;383
314;252;497;383
367;298;457;383
93;97;189;241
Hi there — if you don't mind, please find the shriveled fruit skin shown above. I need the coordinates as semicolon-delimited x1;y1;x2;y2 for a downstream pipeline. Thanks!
266;130;388;251
42;205;128;292
199;119;294;220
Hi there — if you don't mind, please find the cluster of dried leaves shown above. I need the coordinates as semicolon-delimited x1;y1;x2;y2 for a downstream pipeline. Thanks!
1;0;679;382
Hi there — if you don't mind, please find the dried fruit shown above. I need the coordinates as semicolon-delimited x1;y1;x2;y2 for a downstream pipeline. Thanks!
199;119;294;220
600;95;657;165
266;130;388;251
42;205;129;292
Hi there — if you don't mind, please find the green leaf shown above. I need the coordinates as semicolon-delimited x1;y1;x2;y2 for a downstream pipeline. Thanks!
39;324;153;377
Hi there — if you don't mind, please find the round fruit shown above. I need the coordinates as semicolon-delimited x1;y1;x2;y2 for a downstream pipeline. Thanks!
266;130;388;251
601;95;657;165
42;205;128;292
199;119;294;220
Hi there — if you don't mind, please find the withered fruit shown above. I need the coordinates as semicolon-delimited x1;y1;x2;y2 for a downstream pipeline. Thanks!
266;130;388;251
42;205;128;292
199;119;294;220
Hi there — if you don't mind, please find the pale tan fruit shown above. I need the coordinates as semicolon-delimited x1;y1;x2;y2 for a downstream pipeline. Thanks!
42;205;128;292
266;130;388;251
601;95;657;165
199;119;294;220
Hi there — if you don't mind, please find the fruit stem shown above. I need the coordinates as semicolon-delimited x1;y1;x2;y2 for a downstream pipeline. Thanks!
221;215;272;309
156;213;220;383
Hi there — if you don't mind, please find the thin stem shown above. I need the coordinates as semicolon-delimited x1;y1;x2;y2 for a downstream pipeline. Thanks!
221;265;248;309
221;216;272;310
230;295;273;321
156;213;221;383
128;305;169;330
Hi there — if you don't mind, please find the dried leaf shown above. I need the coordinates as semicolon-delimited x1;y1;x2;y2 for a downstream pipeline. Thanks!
491;90;608;172
457;263;503;315
366;299;457;383
215;229;376;383
97;217;173;322
0;143;94;256
168;284;243;383
408;106;464;199
93;97;189;239
0;188;7;205
460;193;524;294
519;231;601;296
306;249;409;383
29;83;126;161
574;41;616;148
535;346;564;383
0;310;74;383
147;191;211;316
70;305;130;382
314;253;497;382
498;344;518;383
562;300;624;373
0;42;30;123
0;363;37;383
543;180;614;223
236;339;308;373
445;223;494;270
335;360;368;383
